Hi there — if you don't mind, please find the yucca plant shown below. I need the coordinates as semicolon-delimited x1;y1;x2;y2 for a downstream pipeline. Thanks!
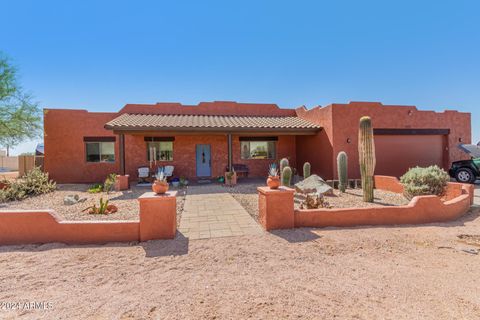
268;163;279;177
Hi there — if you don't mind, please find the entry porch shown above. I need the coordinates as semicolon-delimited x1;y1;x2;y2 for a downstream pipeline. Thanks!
104;113;321;181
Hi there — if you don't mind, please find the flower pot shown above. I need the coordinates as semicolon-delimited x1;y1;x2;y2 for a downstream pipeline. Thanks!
224;171;237;186
152;180;169;194
267;176;280;189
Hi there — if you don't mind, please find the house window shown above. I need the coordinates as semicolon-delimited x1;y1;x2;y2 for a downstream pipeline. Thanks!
147;141;173;161
85;142;115;162
241;141;276;159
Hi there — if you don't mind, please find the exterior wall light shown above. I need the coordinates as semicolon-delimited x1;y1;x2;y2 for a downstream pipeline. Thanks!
408;110;413;116
458;137;463;143
346;138;351;143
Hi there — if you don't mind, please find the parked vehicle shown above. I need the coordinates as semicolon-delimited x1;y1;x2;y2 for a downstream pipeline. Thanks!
449;144;480;183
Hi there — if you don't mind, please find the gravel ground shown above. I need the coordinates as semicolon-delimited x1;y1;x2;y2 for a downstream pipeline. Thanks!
228;182;410;221
1;206;479;319
297;188;410;209
0;184;187;225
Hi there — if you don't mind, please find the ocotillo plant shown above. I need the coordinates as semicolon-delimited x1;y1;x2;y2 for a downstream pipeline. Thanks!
337;151;348;192
281;166;292;187
303;162;311;179
358;116;376;202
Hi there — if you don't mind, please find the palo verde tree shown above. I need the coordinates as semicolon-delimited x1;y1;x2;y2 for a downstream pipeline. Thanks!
0;53;41;156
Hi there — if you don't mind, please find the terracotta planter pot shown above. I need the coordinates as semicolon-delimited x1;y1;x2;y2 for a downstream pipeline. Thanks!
224;171;237;186
152;180;169;194
267;176;280;189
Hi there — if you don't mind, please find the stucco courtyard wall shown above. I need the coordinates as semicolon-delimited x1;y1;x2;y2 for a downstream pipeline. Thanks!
0;192;177;245
258;176;474;231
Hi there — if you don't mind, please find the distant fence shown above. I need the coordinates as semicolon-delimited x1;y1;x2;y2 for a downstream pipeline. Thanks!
18;155;44;176
0;156;18;171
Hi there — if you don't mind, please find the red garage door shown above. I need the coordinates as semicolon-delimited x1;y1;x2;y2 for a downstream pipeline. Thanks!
374;135;446;178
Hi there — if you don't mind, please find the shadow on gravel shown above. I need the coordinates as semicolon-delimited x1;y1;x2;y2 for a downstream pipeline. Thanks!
141;232;189;257
270;228;321;243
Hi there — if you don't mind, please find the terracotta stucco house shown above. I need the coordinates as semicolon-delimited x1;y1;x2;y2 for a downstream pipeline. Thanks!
43;101;471;183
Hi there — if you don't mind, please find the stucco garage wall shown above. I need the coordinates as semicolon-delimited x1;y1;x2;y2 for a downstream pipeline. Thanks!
296;102;471;180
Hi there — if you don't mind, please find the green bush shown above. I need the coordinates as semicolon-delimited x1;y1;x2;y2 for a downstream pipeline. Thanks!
0;167;56;202
400;165;449;200
87;184;103;193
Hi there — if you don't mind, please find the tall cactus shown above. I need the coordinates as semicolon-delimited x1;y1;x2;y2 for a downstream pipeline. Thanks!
337;151;348;192
358;116;376;202
303;162;311;179
281;166;292;187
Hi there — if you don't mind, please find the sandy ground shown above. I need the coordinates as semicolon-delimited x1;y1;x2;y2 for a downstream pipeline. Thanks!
1;203;480;319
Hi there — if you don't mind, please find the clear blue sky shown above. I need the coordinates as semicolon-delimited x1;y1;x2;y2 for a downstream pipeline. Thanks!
1;0;479;155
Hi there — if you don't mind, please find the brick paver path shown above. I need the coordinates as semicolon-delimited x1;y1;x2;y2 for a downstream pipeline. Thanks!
179;185;262;240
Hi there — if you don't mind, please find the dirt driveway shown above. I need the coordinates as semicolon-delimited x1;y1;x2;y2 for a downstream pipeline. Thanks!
1;206;480;319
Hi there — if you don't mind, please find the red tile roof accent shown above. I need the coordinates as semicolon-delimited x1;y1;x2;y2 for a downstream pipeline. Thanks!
105;113;320;131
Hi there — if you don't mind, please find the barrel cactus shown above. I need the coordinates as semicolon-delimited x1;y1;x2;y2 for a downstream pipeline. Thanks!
303;162;311;179
358;116;376;202
280;158;289;184
281;166;292;187
280;158;289;173
337;151;348;192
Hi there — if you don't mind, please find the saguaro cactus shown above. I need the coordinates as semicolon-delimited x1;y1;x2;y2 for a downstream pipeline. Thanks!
358;116;376;202
337;152;348;192
281;166;292;187
303;162;311;179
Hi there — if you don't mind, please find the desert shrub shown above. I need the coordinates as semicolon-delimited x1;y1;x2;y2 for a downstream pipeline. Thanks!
87;183;103;193
103;173;117;193
400;165;449;200
0;167;56;202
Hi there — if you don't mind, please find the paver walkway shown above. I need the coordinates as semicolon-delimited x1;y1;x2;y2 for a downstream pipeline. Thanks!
179;185;262;240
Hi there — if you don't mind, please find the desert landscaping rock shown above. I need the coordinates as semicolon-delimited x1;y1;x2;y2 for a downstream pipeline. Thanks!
295;174;333;195
63;194;83;205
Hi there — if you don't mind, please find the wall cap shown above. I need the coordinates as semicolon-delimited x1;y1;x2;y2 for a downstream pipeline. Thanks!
138;191;177;201
257;186;295;195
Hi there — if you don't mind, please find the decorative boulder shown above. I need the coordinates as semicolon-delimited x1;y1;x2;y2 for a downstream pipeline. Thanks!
63;194;80;205
294;174;333;195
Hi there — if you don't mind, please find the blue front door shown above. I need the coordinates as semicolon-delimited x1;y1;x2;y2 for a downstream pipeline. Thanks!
196;144;211;177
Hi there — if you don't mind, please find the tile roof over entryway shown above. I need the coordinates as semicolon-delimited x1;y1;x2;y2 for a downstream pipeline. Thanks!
104;113;321;132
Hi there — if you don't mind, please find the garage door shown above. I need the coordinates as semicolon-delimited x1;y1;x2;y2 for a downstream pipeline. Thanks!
374;135;445;178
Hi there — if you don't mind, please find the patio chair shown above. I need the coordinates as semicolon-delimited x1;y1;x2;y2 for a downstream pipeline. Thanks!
163;165;174;179
138;166;150;184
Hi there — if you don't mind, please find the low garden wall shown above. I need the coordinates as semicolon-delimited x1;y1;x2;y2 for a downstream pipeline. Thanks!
0;191;177;245
258;176;474;231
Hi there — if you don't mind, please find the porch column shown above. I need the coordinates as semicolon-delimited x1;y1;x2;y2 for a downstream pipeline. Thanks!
119;133;126;175
227;133;233;172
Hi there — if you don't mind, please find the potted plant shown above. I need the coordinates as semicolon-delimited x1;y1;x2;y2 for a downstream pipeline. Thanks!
267;163;280;189
152;170;169;194
171;177;180;188
224;168;237;186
